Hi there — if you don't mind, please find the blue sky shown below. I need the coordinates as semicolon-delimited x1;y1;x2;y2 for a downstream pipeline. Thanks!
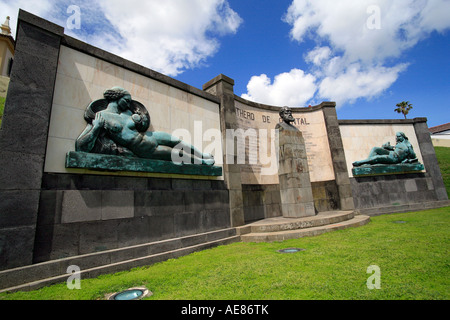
2;0;449;127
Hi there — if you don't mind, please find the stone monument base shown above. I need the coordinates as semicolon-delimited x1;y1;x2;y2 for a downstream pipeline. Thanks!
65;151;222;176
277;125;316;218
352;163;424;177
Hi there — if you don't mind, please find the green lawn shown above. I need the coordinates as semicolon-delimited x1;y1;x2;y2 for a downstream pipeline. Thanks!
0;96;5;127
435;146;450;197
1;206;448;300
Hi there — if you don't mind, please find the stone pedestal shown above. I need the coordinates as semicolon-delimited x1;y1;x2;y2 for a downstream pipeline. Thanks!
277;125;316;218
352;163;425;176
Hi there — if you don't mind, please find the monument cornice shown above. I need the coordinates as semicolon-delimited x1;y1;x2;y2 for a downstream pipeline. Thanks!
233;95;336;113
339;117;428;125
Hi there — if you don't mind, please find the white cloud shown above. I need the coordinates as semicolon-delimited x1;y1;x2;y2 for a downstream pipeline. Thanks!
284;0;450;64
305;46;331;66
242;69;317;107
94;0;242;76
243;0;450;107
420;0;450;32
2;0;242;76
318;62;408;106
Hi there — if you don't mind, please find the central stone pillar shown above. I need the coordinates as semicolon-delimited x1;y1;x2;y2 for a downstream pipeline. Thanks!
203;74;245;227
277;116;315;218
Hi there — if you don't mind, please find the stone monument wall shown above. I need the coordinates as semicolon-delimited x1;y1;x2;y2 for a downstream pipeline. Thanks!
225;97;350;222
0;11;230;269
340;119;448;213
45;44;224;178
233;97;335;185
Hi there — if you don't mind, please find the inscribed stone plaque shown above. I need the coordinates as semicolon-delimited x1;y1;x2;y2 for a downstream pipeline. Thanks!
234;100;334;184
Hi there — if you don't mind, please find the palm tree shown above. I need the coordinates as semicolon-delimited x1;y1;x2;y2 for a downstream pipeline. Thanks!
394;101;413;119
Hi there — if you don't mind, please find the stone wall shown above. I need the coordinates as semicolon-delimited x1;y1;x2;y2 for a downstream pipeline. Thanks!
45;45;223;177
0;11;64;269
0;10;231;270
349;173;438;211
340;119;448;213
34;173;229;262
242;181;339;223
242;184;281;223
231;97;335;185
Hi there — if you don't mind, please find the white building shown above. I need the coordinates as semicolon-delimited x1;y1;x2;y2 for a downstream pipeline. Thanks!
0;16;14;77
430;122;450;147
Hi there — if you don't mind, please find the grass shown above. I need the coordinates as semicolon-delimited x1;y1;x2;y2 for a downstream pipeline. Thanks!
0;96;5;127
435;146;450;197
0;206;448;300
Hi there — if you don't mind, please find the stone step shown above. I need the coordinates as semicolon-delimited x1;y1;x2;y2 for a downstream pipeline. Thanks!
0;228;239;293
240;215;371;242
237;211;355;235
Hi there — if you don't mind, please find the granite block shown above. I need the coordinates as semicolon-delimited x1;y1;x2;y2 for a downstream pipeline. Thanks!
78;220;118;254
0;190;40;228
281;202;315;218
0;151;44;190
45;223;80;260
116;216;153;248
101;191;134;220
61;190;102;223
203;209;230;230
174;212;202;236
184;191;205;212
0;226;35;270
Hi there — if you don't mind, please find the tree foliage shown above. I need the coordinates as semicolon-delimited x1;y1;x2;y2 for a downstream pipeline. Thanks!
394;101;413;119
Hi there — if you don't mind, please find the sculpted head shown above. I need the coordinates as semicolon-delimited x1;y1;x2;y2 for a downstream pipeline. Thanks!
104;87;132;111
279;106;295;124
396;132;408;143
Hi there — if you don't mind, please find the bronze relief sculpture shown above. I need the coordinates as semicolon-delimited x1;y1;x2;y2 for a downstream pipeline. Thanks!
75;87;215;166
351;131;424;176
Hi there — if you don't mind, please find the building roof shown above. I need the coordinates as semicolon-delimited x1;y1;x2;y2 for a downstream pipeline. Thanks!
0;33;15;45
429;122;450;134
0;33;15;55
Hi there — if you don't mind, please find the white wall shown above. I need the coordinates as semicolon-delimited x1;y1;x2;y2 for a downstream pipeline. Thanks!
340;124;424;177
44;46;223;179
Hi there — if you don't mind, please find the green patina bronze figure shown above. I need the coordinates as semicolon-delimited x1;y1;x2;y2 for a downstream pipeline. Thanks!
75;87;215;165
352;132;419;167
276;106;298;131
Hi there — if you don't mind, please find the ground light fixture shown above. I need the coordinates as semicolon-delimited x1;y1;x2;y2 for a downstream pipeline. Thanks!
106;287;152;300
277;248;305;253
